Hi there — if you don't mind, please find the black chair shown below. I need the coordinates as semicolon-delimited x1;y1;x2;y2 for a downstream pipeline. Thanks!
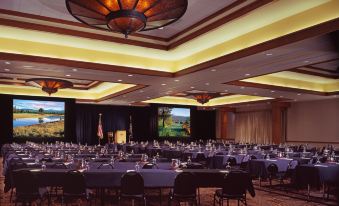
97;163;114;169
52;162;68;169
119;171;146;206
239;155;250;171
250;155;257;160
142;163;158;169
41;157;53;162
214;171;252;206
195;153;207;166
186;163;204;169
267;163;284;187
62;170;91;206
319;156;328;163
51;163;68;196
13;170;49;206
8;160;26;202
227;157;237;166
168;172;198;206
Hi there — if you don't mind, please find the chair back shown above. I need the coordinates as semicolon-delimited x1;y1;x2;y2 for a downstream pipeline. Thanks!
52;162;68;169
222;171;248;196
142;163;156;169
267;163;278;175
63;170;86;195
13;170;39;194
288;160;298;169
173;172;196;196
242;155;250;163
97;163;114;169
120;171;144;196
319;156;327;163
195;153;206;162
41;157;53;162
250;155;257;160
227;157;237;166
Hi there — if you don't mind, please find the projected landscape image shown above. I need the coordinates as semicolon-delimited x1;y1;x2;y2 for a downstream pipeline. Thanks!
13;99;65;138
158;107;190;137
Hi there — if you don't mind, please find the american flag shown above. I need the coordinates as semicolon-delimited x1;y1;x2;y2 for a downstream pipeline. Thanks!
97;113;104;139
129;115;133;141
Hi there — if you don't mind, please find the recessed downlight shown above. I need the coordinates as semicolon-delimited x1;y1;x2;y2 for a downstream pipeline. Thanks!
72;68;78;72
240;86;245;89
174;79;180;82
190;86;195;89
266;53;273;56
4;68;10;71
205;83;210;86
245;73;251;76
128;74;133;77
161;83;166;86
297;93;301;96
65;74;71;77
211;69;217;72
271;90;275;93
5;62;10;65
117;79;123;82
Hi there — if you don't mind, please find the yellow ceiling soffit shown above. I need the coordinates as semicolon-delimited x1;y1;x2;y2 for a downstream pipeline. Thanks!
0;0;338;73
242;71;339;92
0;82;136;100
143;95;272;106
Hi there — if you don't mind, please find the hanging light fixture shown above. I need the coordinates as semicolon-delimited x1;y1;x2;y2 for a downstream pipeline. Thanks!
65;0;188;38
26;78;73;96
193;93;218;105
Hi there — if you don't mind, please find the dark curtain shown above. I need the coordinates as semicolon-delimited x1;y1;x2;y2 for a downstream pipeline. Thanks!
191;108;216;140
0;95;12;147
75;104;129;145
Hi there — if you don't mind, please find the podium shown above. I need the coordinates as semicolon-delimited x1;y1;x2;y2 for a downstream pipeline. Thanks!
115;130;126;143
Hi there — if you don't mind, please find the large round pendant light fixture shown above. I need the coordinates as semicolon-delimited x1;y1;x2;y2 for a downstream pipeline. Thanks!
26;78;74;96
66;0;188;38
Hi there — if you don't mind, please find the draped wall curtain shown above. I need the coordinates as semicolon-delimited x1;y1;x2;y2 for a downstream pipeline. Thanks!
234;110;272;144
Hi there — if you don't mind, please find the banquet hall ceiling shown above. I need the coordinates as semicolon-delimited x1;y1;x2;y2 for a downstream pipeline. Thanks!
0;0;338;107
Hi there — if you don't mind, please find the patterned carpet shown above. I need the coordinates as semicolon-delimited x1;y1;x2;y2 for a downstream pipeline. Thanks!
1;157;337;206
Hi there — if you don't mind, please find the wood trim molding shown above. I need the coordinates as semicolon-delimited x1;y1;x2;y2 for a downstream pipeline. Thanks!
226;80;333;96
0;0;272;50
76;84;148;103
291;68;339;79
168;0;273;50
166;0;247;42
0;8;167;42
0;52;173;78
0;18;167;50
174;18;339;77
1;18;338;80
306;65;339;74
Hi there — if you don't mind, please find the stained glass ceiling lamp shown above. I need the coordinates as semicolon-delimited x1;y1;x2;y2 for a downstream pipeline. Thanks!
26;78;74;96
193;93;218;105
65;0;188;38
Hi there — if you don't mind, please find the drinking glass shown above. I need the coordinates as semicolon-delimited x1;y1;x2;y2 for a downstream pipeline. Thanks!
41;161;46;170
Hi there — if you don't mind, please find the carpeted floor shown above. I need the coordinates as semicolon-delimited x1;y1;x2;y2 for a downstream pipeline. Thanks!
1;157;337;206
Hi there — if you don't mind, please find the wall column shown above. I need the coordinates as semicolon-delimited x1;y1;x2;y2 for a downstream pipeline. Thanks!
272;102;290;144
